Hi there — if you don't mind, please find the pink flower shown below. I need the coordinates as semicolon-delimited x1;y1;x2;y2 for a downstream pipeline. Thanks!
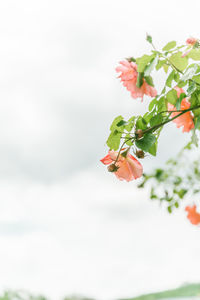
185;205;200;225
116;60;157;101
168;87;194;132
100;149;143;182
182;37;198;57
186;37;197;46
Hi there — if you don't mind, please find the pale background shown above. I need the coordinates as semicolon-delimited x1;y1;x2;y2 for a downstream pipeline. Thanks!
0;0;200;299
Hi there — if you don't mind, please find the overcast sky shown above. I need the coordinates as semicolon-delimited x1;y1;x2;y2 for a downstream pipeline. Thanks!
0;0;200;300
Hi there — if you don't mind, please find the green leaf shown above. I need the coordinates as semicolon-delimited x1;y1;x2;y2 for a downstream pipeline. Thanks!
188;49;200;60
144;55;158;76
187;82;196;96
174;72;180;82
125;134;133;146
175;98;181;110
166;70;175;87
106;130;122;150
110;115;124;131
136;133;156;152
195;115;200;129
177;80;187;88
156;60;166;70
116;120;127;127
169;52;188;72
177;189;187;199
143;111;154;123
181;64;198;81
192;74;200;84
136;116;148;130
163;64;169;73
149;98;157;111
161;86;166;94
166;89;178;105
167;206;172;213
148;141;157;156
157;96;167;112
125;116;135;132
162;41;176;51
150;114;163;127
174;202;179;208
136;54;155;72
190;92;200;117
144;75;154;86
176;93;186;110
136;72;144;88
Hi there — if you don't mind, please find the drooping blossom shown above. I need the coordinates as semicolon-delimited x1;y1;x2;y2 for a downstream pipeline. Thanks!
182;37;198;57
100;149;143;182
168;87;194;132
185;205;200;225
116;60;157;101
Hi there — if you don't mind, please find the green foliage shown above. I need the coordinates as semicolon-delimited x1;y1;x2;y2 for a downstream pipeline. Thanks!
136;72;144;88
135;133;156;152
144;75;154;86
138;144;200;212
107;130;122;150
176;93;186;110
166;70;175;87
187;81;196;95
156;59;166;70
150;114;163;127
162;41;176;51
169;52;188;71
136;116;148;130
188;48;200;60
136;54;155;72
148;98;157;111
166;89;177;105
181;64;198;80
195;114;200;129
125;116;136;132
144;56;158;76
189;92;200;116
106;116;124;150
110;116;124;131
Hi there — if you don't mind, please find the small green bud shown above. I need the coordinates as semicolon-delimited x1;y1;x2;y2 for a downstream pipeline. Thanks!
126;57;136;62
146;34;152;44
121;148;130;158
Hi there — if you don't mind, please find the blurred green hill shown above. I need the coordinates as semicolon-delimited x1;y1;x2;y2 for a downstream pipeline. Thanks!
120;283;200;300
1;284;200;300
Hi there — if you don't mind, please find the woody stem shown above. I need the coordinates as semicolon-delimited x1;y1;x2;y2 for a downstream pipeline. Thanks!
143;105;200;134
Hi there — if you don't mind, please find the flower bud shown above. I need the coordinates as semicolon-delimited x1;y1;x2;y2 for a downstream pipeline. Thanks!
126;57;136;63
107;164;119;173
135;150;145;159
135;129;143;139
121;148;130;158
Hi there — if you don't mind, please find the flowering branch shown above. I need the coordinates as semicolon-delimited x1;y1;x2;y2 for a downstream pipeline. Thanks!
101;35;200;225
